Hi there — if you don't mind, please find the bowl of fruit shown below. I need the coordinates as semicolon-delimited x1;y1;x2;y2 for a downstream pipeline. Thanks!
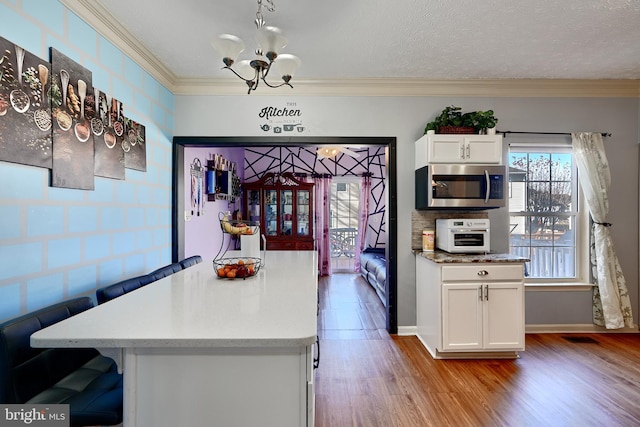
213;257;261;280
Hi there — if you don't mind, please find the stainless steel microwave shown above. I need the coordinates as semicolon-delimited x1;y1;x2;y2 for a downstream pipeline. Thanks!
415;164;506;209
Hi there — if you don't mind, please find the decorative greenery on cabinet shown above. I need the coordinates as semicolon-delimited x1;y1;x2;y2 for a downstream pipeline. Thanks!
424;106;499;134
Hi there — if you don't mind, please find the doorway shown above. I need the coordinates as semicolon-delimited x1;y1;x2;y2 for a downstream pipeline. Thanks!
330;177;360;272
171;136;397;334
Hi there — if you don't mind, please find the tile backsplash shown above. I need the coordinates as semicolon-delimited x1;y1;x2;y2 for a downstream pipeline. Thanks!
411;210;488;250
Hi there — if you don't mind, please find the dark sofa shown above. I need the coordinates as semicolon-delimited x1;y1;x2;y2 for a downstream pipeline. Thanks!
96;274;155;304
0;297;123;426
359;247;387;306
97;258;201;304
148;262;183;280
179;255;203;269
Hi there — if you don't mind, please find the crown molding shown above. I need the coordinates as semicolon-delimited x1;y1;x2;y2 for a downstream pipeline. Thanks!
60;0;177;91
174;77;640;97
61;1;640;98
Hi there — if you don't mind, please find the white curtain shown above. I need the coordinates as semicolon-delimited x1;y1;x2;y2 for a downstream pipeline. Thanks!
572;132;634;329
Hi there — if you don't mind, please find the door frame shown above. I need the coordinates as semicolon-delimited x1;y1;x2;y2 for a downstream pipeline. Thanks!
172;136;398;333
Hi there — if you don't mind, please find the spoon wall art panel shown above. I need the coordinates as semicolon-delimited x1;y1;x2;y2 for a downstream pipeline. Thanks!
94;89;125;180
0;36;53;169
124;118;146;172
50;48;94;190
0;35;148;191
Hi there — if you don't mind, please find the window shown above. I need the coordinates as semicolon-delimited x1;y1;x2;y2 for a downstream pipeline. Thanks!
508;145;587;283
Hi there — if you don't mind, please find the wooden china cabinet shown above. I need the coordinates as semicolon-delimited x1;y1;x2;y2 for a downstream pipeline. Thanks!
243;172;315;250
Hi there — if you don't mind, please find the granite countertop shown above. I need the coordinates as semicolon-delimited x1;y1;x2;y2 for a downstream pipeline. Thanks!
415;250;530;263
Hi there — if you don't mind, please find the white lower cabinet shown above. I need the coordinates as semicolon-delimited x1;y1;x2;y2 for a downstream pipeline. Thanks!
417;257;525;359
443;281;524;351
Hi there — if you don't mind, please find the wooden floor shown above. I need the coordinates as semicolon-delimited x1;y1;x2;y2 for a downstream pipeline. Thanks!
315;273;640;427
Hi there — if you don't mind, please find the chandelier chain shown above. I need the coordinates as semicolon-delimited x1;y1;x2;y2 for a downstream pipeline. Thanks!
255;0;276;29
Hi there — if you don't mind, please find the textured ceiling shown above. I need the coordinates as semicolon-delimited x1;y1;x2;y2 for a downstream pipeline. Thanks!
92;0;640;83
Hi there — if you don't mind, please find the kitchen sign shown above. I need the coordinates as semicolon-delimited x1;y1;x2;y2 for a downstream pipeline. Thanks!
258;102;305;133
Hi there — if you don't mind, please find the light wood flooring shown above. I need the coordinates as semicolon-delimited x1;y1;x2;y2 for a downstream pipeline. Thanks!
315;273;640;427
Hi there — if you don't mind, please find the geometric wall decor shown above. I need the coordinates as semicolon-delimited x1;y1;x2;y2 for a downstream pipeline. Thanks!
93;87;125;179
0;36;53;169
244;145;387;248
50;48;94;190
362;146;387;249
124;118;146;172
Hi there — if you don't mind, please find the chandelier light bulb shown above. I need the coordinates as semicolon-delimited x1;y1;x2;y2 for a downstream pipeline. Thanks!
255;26;287;61
235;60;257;81
272;54;301;83
319;147;339;158
212;34;245;67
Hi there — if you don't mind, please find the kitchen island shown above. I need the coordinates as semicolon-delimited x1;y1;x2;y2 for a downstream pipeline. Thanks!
31;250;318;427
416;250;529;359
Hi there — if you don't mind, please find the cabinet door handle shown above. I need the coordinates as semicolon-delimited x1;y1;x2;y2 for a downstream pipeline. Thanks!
313;336;320;369
479;285;484;300
466;144;470;159
460;145;465;160
484;170;490;203
484;284;489;301
477;270;489;276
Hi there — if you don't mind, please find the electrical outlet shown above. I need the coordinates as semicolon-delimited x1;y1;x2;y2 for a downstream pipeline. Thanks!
184;211;192;222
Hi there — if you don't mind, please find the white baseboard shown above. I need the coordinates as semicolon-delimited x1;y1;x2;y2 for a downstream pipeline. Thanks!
396;326;417;336
525;323;639;334
396;324;639;336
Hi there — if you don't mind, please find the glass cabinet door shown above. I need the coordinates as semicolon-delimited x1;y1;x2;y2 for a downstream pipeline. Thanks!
247;189;261;224
297;190;310;236
280;189;293;236
265;189;278;236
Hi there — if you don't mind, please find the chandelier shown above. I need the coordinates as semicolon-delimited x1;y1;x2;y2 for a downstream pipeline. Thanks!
211;0;301;94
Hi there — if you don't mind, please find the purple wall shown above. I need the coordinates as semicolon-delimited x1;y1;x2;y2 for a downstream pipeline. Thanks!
184;147;245;261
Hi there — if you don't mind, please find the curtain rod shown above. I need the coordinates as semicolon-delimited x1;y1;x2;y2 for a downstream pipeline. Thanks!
498;131;612;137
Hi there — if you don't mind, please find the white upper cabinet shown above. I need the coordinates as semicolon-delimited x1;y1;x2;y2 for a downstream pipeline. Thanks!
415;134;503;169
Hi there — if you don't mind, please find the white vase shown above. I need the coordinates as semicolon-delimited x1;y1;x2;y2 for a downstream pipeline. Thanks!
486;127;497;135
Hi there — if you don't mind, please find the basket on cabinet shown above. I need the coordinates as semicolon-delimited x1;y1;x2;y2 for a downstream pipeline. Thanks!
438;126;476;134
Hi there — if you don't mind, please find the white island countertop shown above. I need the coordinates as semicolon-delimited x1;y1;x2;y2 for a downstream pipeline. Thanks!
31;250;318;349
31;251;319;427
